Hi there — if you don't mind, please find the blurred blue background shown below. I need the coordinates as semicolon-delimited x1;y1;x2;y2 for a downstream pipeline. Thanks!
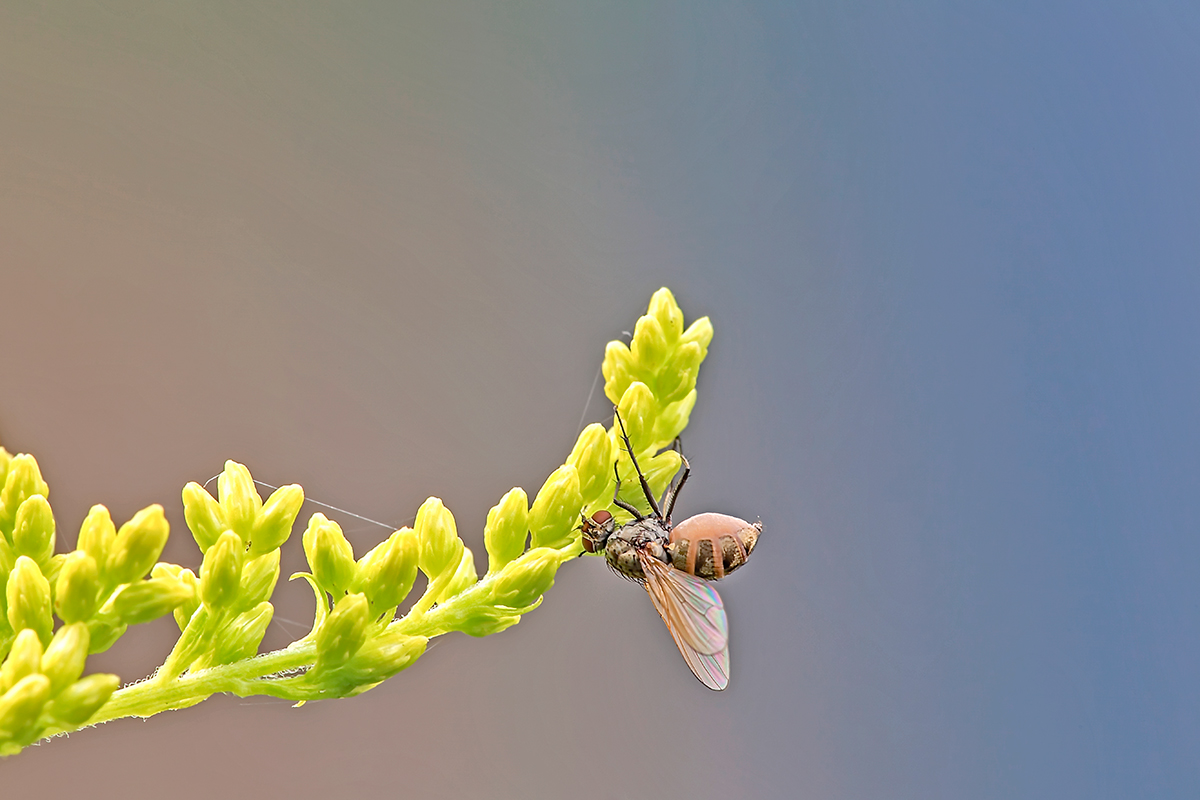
2;3;1197;798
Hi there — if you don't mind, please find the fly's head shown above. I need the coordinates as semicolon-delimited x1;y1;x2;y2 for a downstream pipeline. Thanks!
580;509;616;554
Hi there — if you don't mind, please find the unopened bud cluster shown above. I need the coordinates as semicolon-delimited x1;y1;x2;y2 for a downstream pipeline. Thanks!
603;288;712;445
585;288;712;520
287;511;426;693
295;287;712;679
0;456;307;753
165;462;303;676
0;452;125;753
296;497;489;692
0;286;712;755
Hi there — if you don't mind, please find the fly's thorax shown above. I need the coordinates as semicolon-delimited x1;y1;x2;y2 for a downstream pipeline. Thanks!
667;513;761;580
603;518;670;580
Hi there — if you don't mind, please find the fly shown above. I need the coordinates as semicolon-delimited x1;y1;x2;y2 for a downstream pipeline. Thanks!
580;410;761;690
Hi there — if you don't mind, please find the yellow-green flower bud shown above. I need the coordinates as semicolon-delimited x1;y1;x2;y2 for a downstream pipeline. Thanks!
490;547;565;609
0;534;12;576
44;672;118;725
176;579;201;630
42;552;67;589
107;505;170;586
447;604;523;638
55;551;101;624
182;482;226;553
217;461;261;541
302;514;356;596
483;487;528;574
655;340;704;404
436;547;478;604
149;561;179;580
84;617;127;654
0;673;50;740
114;577;196;625
199;531;244;609
159;604;212;676
602;340;637;406
652;389;697;445
567;424;617;507
529;465;582;550
234;551;280;612
616;381;657;453
315;592;369;670
212;602;273;664
152;563;201;630
6;556;52;645
40;622;89;696
0;449;11;498
11;495;55;567
353;528;419;611
248;483;303;556
0;556;11;624
76;505;116;571
414;498;463;580
678;315;714;359
0;455;49;543
342;630;427;685
647;287;685;343
0;629;43;695
630;313;670;373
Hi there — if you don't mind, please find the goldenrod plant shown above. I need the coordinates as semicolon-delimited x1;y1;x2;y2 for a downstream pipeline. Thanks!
0;288;712;755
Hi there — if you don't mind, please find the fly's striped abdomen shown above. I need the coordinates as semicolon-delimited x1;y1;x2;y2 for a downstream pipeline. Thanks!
667;513;761;580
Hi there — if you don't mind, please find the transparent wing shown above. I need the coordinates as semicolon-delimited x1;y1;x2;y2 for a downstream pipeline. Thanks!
640;553;730;690
641;556;728;654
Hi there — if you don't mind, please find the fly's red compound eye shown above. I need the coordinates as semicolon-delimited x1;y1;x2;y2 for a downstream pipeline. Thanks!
580;509;615;553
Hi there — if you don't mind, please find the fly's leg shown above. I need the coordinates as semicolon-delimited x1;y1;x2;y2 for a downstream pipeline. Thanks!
611;460;644;520
662;454;691;524
661;436;688;522
613;407;662;518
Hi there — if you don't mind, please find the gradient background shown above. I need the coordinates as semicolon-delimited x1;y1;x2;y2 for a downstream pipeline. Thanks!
2;3;1198;798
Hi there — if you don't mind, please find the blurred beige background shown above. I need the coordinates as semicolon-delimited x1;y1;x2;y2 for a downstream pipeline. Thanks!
4;3;1199;799
1;5;766;798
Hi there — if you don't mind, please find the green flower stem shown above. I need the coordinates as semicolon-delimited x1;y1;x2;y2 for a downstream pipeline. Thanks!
46;640;315;732
158;606;222;680
396;541;583;637
406;568;457;620
41;541;583;739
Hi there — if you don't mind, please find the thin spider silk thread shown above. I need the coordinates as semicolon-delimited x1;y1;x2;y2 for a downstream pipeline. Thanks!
202;475;397;531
